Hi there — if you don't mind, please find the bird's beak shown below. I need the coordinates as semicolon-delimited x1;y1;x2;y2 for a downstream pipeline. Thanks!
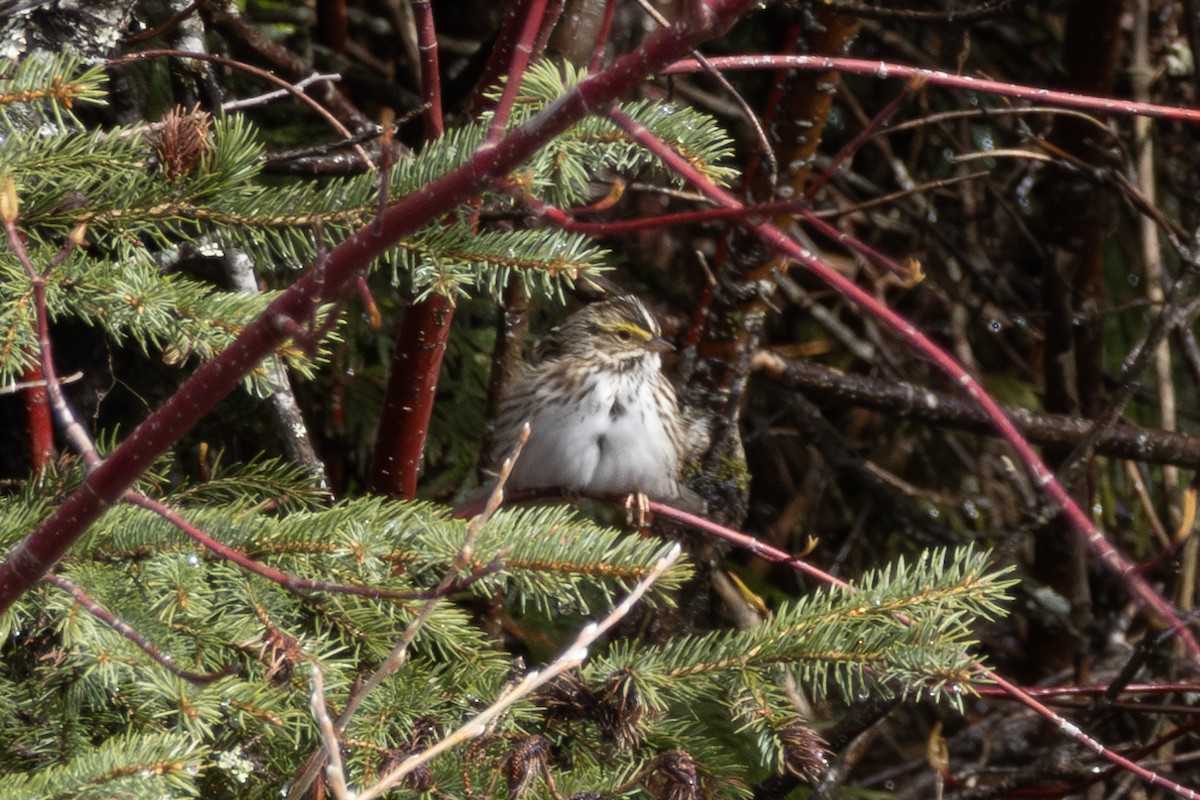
645;336;675;353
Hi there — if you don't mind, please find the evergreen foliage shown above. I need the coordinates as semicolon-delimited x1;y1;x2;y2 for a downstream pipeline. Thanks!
0;55;1016;799
0;57;733;386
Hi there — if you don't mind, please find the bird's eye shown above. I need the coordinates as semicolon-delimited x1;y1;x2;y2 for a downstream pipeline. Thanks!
616;329;633;342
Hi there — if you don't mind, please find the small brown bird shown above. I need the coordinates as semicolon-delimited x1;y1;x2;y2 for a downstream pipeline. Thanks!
490;296;686;504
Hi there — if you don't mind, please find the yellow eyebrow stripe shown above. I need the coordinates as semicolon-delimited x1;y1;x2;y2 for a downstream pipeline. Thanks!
612;321;652;340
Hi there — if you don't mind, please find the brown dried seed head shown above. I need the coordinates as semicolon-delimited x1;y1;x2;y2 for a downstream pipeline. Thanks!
152;106;212;182
645;750;707;800
502;735;551;799
778;717;830;783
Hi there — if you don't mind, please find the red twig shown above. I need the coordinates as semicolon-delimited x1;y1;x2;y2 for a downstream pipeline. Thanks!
795;206;914;282
803;74;926;200
510;178;956;287
665;55;1200;123
741;22;800;191
469;0;538;115
2;202;98;468
649;499;846;588
588;0;618;72
633;0;777;187
484;0;551;145
42;572;237;685
355;274;382;330
506;152;913;293
122;0;203;44
603;107;1200;662
411;0;443;139
973;681;1200;698
365;0;453;502
20;362;55;471
987;672;1198;799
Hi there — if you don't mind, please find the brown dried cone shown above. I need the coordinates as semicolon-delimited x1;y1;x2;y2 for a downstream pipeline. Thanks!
150;106;212;183
539;672;650;752
501;735;552;799
644;749;708;800
776;716;830;783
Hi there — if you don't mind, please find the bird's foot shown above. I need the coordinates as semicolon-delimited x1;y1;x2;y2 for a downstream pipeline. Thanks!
624;492;652;529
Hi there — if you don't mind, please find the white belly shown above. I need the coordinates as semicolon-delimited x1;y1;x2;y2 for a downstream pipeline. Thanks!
508;368;678;498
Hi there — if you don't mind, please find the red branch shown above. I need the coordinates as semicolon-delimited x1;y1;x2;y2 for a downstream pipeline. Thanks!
484;0;551;144
42;572;237;685
604;107;1200;663
0;0;757;614
21;362;54;471
518;183;914;282
588;0;618;72
411;0;443;139
3;214;97;468
371;0;559;500
367;0;450;501
369;293;455;499
468;0;540;115
665;55;1200;123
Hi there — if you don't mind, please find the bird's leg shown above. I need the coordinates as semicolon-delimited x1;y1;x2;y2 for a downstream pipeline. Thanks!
624;492;652;529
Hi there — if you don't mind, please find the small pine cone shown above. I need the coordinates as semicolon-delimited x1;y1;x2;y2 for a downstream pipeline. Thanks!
502;735;551;799
151;106;212;182
777;717;830;783
644;750;707;800
597;669;647;751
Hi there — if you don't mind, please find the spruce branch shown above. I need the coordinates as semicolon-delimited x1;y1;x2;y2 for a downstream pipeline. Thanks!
645;496;1200;799
0;731;207;800
42;572;236;685
354;542;684;800
361;421;527;701
291;427;526;798
123;492;497;602
0;53;108;122
587;547;1012;710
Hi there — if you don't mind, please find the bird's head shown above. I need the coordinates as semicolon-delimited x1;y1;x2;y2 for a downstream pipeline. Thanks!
541;296;674;366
